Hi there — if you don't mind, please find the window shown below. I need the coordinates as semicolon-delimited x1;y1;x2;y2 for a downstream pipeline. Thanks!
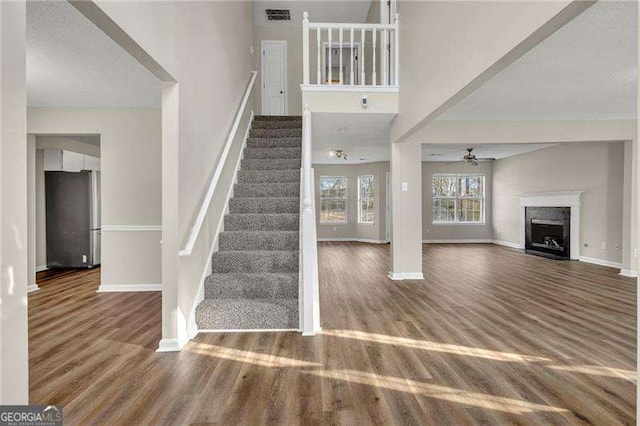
432;174;485;224
319;176;347;223
358;175;375;224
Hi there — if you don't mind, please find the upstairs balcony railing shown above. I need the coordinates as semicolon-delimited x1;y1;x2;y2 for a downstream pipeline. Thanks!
303;12;399;87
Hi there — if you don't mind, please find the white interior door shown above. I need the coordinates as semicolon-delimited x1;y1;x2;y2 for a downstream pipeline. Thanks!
261;41;287;116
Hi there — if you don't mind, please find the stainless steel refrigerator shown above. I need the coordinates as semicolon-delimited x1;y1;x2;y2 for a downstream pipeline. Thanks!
45;170;101;268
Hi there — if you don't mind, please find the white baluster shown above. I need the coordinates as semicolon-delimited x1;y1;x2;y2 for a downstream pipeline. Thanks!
360;28;365;85
339;28;343;85
382;29;388;86
316;28;321;84
303;12;309;85
372;29;377;86
350;28;354;85
328;28;332;84
395;14;400;86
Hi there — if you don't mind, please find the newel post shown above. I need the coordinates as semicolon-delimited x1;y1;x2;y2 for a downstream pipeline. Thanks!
303;12;310;85
300;104;320;336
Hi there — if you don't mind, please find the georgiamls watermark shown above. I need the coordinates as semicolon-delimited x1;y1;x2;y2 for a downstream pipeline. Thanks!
0;406;62;426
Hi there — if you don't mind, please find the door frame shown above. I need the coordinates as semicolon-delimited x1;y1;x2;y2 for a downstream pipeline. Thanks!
386;171;392;243
261;40;288;115
321;42;362;85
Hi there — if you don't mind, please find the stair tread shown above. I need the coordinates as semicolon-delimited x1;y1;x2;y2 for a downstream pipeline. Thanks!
196;298;298;330
254;115;302;121
204;272;298;299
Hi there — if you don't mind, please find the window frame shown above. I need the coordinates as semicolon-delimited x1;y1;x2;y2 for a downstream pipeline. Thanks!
432;173;486;225
357;175;375;225
319;175;348;224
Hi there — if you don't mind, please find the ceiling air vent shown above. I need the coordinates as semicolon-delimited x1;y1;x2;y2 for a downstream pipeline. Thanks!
265;9;290;21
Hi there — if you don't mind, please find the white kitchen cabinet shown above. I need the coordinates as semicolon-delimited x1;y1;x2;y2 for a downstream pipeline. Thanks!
43;149;100;172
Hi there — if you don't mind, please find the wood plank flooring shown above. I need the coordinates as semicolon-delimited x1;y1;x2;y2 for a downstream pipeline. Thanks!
29;243;636;424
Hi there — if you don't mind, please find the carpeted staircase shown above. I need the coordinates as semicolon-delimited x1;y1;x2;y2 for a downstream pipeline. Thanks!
195;115;302;330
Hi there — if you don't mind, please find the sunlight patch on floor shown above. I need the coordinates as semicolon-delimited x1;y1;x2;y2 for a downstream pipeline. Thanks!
189;342;322;368
324;329;550;363
548;364;637;381
306;369;569;415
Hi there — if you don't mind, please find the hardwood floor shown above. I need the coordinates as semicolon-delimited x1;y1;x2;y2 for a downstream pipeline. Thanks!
29;244;636;424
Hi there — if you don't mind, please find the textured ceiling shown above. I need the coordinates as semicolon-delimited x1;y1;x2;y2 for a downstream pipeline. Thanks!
254;0;371;26
440;1;638;121
422;144;556;163
27;1;161;108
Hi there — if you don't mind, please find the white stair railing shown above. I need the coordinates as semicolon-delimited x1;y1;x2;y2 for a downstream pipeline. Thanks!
299;104;321;336
303;12;399;87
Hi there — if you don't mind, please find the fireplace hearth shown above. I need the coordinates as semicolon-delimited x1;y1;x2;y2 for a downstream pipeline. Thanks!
525;207;570;260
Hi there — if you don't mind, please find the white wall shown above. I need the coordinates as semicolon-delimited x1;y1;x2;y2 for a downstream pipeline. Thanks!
391;0;587;142
0;0;29;404
27;108;162;288
422;161;493;242
90;1;255;347
314;162;390;242
492;142;625;264
254;25;302;115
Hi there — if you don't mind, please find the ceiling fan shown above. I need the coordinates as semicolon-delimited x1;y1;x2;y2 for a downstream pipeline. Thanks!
448;148;495;166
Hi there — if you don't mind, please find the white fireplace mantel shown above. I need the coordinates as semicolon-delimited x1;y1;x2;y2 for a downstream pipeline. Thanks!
519;191;583;260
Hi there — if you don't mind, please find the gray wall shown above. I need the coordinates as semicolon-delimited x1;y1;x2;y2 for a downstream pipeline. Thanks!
422;161;493;241
314;162;390;242
492;141;625;264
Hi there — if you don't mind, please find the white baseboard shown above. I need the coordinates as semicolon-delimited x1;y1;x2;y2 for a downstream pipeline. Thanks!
492;240;523;249
36;265;48;272
302;327;322;337
578;256;623;270
28;284;40;293
388;271;425;280
156;338;184;352
317;238;387;244
423;239;492;244
97;283;161;292
198;328;300;334
620;269;638;278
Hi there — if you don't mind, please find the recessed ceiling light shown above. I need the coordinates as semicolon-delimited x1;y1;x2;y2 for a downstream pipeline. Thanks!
430;153;445;157
338;127;349;134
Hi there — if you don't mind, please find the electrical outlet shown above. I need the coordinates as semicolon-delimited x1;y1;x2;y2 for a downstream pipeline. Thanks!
635;247;639;257
600;242;607;250
82;254;87;263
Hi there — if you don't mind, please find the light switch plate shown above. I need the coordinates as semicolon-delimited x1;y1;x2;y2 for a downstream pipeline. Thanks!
401;182;408;191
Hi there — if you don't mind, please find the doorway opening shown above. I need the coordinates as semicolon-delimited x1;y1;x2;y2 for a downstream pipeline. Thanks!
29;134;102;292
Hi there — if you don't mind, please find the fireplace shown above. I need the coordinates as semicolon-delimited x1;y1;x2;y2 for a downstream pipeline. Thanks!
519;191;582;260
525;207;570;259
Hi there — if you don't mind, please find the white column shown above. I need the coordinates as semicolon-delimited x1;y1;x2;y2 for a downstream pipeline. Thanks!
0;0;29;404
157;81;181;352
389;140;424;280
